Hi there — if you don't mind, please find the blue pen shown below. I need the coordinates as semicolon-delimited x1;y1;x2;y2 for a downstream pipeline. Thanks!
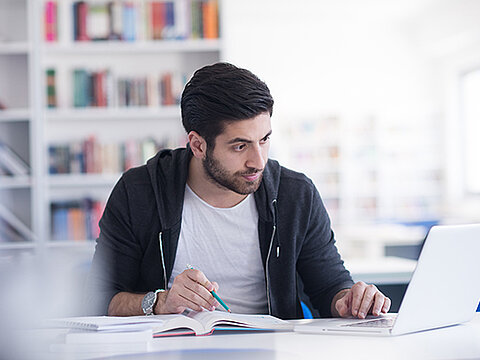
186;264;231;313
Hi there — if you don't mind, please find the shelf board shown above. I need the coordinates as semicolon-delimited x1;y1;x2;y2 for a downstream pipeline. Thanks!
45;106;180;121
43;39;221;54
0;42;30;54
48;173;120;187
0;176;32;189
0;108;31;122
0;242;35;250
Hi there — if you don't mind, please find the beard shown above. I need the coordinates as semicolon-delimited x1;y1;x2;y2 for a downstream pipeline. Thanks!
203;149;263;195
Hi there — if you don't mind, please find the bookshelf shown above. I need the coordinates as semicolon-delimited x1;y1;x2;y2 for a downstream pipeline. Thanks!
0;0;222;256
280;112;443;230
0;0;38;257
40;0;221;246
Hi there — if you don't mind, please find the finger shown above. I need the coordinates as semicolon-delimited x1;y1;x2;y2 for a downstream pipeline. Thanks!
162;288;188;314
183;281;217;310
178;293;204;312
382;297;392;313
357;284;378;319
171;274;216;311
335;290;351;317
185;269;215;292
371;292;386;316
336;291;352;317
350;282;367;317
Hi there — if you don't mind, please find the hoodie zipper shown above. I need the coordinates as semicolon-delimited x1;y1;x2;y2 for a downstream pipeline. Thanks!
265;199;278;315
158;232;167;289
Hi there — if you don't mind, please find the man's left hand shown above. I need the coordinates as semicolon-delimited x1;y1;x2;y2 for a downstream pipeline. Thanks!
333;281;391;318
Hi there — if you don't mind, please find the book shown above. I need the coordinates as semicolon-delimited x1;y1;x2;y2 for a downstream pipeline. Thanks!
122;2;137;41
74;1;90;41
47;310;293;336
46;68;57;108
107;0;123;40
203;0;218;39
151;1;165;40
44;1;58;42
87;2;110;40
174;0;190;39
50;198;103;241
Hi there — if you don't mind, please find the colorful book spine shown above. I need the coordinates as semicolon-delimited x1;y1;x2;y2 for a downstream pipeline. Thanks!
190;0;202;39
151;1;165;40
174;0;190;39
108;0;123;40
203;0;218;39
163;1;175;39
48;136;189;175
122;2;137;41
73;1;90;41
50;199;104;241
161;73;174;105
71;0;218;42
46;69;57;108
45;1;58;42
87;2;110;40
70;67;185;108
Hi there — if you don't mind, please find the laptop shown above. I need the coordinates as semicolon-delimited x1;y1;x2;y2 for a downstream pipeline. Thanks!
295;224;480;336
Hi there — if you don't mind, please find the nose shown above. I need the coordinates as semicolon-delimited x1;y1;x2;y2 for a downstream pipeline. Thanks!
246;144;266;170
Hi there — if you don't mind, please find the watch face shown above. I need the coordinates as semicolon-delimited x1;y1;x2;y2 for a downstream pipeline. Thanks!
142;292;156;313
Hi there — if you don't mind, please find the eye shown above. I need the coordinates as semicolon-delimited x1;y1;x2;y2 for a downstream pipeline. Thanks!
233;144;246;151
260;135;270;144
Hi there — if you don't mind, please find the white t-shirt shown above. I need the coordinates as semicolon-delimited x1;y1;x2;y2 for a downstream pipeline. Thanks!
168;184;268;314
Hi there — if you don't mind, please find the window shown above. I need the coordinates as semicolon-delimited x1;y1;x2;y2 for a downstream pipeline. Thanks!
460;69;480;194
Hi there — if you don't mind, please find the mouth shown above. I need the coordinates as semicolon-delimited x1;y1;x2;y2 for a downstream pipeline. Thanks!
242;173;262;182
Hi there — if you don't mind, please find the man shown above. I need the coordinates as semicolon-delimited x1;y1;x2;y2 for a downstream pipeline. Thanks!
86;62;391;320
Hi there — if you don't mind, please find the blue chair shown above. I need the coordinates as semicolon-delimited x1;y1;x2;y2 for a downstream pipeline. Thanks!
301;301;313;319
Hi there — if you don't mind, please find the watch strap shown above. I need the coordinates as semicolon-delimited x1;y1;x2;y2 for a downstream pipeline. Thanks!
143;289;166;315
151;289;166;315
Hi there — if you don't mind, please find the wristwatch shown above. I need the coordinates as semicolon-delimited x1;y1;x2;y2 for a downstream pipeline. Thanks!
142;289;165;315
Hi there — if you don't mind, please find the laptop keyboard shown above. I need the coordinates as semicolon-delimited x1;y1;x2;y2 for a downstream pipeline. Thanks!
342;317;396;328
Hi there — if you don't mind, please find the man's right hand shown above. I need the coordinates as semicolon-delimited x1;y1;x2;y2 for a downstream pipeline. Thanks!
155;269;220;314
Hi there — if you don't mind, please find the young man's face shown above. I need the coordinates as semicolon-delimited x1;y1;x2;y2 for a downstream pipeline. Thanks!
203;112;272;195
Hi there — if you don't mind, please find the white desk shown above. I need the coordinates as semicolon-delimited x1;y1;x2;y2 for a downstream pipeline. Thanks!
21;314;480;360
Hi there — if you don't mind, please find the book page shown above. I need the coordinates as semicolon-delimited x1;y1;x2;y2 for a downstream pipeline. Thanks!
186;310;293;332
151;314;204;335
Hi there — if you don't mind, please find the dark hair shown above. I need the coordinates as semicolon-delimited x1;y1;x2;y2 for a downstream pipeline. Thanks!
181;62;274;147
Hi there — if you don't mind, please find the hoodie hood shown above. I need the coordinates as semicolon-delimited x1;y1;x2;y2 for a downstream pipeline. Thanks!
254;157;282;223
146;146;192;230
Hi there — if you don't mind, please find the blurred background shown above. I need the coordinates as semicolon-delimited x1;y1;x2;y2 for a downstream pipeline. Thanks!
0;0;479;326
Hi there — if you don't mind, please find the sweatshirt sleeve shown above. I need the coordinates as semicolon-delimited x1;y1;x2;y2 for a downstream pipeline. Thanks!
296;185;354;317
83;175;143;315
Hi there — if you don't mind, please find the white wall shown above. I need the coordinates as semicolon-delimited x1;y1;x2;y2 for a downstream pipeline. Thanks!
221;0;433;118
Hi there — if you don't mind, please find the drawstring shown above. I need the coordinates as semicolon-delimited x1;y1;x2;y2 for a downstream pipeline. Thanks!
158;232;167;290
272;199;280;258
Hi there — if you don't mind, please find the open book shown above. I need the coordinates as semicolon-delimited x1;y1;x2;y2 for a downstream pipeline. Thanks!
48;310;294;337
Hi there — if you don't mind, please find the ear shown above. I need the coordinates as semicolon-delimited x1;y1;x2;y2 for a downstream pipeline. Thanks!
188;131;207;159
